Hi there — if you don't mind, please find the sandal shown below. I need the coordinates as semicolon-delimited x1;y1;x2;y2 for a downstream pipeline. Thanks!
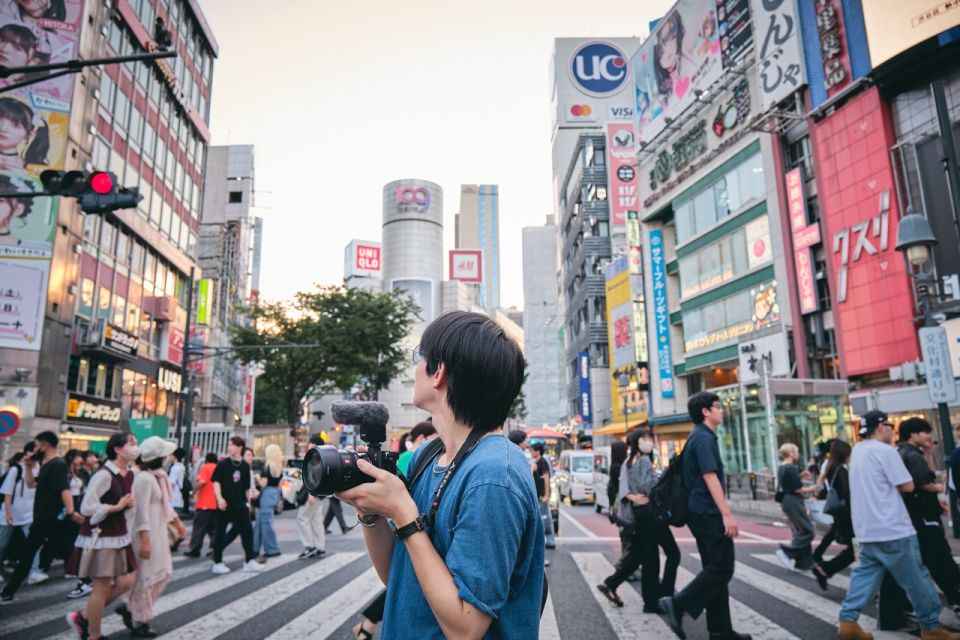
353;621;374;639
597;583;624;607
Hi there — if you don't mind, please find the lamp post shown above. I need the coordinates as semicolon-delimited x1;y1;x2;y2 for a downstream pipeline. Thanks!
618;372;630;437
895;208;956;456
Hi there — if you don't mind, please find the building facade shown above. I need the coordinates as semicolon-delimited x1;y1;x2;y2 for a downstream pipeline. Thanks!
455;184;500;311
0;0;217;453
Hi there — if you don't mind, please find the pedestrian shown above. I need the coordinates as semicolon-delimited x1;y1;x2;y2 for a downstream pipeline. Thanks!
82;451;100;482
396;421;437;477
297;434;327;559
774;443;818;572
659;392;750;640
218;447;260;550
606;440;640;582
836;410;960;640
65;432;140;640
812;440;854;590
324;496;350;534
211;436;263;574
253;444;283;560
0;446;43;584
64;449;94;600
115;437;187;638
598;428;679;612
353;591;385;639
183;452;218;558
531;442;557;551
336;310;543;638
949;424;960;539
1;431;83;605
166;448;186;552
879;417;960;627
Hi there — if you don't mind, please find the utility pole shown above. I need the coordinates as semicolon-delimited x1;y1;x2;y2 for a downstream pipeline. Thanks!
175;267;196;448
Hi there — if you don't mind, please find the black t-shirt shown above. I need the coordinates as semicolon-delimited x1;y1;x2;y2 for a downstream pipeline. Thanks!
264;467;281;487
899;443;941;521
778;463;803;495
534;457;550;499
212;458;251;511
34;456;69;522
683;423;724;515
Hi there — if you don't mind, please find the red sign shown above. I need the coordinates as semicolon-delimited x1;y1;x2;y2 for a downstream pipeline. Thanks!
449;250;483;283
784;168;820;315
355;245;381;272
0;411;19;439
165;326;185;366
816;0;851;99
813;86;919;377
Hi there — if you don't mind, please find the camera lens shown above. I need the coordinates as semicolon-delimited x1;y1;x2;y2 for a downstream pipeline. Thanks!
302;445;364;497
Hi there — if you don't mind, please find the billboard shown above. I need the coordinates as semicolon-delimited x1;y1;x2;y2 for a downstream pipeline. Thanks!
605;256;635;369
551;38;640;131
577;350;592;426
0;0;83;352
344;240;382;279
605;121;639;226
812;86;919;376
719;0;754;68
750;0;806;107
784;168;820;314
649;230;674;398
632;0;724;145
449;250;482;283
861;0;960;67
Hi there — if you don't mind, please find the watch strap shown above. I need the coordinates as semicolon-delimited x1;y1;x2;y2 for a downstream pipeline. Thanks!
394;515;426;540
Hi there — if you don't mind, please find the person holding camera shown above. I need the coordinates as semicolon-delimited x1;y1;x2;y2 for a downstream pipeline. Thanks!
336;311;544;639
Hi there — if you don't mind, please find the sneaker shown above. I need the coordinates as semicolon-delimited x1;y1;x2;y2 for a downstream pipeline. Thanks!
774;549;793;570
131;623;158;638
211;562;231;575
66;610;89;639
27;570;49;585
115;602;134;630
67;582;94;599
182;549;201;558
659;596;686;640
297;547;315;559
307;548;326;559
0;594;14;605
597;583;624;607
812;565;829;591
243;560;265;572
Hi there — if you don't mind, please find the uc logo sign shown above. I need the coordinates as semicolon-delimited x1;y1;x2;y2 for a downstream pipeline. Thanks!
395;186;431;212
569;41;628;97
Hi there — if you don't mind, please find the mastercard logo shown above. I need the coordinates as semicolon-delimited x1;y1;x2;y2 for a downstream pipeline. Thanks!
570;104;593;116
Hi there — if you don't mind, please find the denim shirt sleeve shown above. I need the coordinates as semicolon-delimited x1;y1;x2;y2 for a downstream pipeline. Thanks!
443;482;528;619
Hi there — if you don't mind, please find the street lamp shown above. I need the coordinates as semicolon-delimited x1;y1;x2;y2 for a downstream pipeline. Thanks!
895;207;955;456
618;372;630;437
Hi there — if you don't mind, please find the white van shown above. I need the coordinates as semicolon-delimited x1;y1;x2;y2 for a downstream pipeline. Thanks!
556;449;595;504
592;446;611;513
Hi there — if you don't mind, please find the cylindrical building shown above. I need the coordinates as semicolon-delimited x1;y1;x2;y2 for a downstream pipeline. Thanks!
380;179;444;429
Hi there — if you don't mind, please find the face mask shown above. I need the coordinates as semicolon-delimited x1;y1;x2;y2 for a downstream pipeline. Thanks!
125;445;141;460
638;440;654;454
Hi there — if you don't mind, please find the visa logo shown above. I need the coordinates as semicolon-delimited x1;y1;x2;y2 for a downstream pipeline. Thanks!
608;106;635;120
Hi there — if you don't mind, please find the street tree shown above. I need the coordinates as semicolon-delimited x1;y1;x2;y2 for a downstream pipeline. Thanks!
229;285;417;426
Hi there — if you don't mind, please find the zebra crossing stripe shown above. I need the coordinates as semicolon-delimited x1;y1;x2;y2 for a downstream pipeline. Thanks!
264;567;382;639
539;587;562;640
751;553;852;591
155;552;362;640
42;554;302;640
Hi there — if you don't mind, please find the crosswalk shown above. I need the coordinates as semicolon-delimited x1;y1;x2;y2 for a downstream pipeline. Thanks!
2;544;953;639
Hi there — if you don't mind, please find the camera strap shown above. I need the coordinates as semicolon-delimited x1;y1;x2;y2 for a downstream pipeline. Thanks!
407;428;485;529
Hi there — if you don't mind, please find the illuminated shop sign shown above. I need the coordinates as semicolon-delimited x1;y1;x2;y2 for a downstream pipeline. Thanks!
785;168;821;314
66;394;121;426
158;367;183;393
578;351;592;425
103;324;138;358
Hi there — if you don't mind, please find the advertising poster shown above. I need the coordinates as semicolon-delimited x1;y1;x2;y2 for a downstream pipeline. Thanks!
392;279;434;322
717;0;754;68
860;0;960;67
605;121;639;226
604;256;634;369
649;230;674;398
632;0;723;144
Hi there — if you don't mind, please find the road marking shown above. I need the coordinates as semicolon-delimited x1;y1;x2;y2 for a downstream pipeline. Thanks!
556;535;800;545
752;553;851;591
739;529;778;542
43;554;302;640
156;553;362;639
265;567;382;639
560;508;599;539
571;551;675;638
539;586;562;640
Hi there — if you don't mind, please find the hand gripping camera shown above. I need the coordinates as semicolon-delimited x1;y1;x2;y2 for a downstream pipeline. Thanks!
301;401;401;497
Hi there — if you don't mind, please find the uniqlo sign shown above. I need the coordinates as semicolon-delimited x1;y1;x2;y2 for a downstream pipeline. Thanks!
344;240;382;279
606;121;639;226
449;250;483;283
355;245;381;271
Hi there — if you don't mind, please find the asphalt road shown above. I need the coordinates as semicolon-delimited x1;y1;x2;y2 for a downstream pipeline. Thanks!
0;502;944;639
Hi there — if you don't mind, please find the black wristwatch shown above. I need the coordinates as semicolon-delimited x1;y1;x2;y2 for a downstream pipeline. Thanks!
393;515;428;541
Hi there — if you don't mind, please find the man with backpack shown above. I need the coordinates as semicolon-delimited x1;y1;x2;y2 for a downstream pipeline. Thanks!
0;444;43;583
659;391;750;640
336;311;543;639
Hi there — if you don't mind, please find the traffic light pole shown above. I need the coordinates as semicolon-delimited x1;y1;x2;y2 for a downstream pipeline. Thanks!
175;267;195;449
0;51;176;94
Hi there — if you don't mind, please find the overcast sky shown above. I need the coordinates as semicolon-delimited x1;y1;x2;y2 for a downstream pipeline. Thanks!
200;0;673;309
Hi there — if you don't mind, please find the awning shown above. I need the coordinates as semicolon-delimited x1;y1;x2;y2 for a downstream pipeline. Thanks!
592;418;648;437
525;428;569;440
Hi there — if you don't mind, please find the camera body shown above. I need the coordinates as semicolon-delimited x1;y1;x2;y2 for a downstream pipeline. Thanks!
301;401;401;497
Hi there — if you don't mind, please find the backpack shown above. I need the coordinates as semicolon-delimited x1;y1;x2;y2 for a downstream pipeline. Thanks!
649;450;689;527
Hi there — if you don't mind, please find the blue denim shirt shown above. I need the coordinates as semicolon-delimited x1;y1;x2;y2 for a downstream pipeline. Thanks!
381;434;545;640
683;423;724;516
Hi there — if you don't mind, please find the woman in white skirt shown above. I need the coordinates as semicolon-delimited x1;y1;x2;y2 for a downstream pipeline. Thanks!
65;432;140;640
116;437;187;638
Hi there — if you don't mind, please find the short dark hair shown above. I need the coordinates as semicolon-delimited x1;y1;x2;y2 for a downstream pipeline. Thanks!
409;421;436;441
83;450;98;462
419;311;525;433
105;432;131;461
229;435;246;449
531;442;545;455
308;433;325;446
172;447;185;462
141;456;164;470
23;441;35;454
205;452;218;464
243;447;253;456
687;391;720;423
507;430;527;446
35;431;58;448
898;417;933;443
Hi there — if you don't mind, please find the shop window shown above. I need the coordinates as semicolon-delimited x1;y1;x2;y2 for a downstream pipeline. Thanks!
79;278;94;316
115;232;130;267
67;356;88;394
676;152;766;245
112;294;126;327
100;220;116;255
126;303;140;334
130;242;144;274
677;217;771;299
150;190;162;226
97;286;111;320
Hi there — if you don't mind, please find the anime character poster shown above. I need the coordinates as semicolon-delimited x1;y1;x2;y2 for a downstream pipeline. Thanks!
632;0;724;144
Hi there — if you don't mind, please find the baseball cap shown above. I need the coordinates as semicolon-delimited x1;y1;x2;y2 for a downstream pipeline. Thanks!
859;410;890;436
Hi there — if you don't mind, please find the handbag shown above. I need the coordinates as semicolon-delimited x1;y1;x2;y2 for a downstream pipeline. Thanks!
823;469;846;517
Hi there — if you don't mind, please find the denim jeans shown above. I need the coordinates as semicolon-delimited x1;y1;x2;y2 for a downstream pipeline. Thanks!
839;535;942;630
539;501;555;546
253;486;281;556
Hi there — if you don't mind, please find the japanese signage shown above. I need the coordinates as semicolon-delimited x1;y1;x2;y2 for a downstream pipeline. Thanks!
196;279;212;325
649;230;674;398
605;256;635;369
944;318;960;376
164;326;185;366
919;326;957;404
0;261;47;350
578;351;592;426
627;210;643;275
785;168;820;314
448;250;483;283
861;0;960;67
606;121;639;226
632;0;724;145
815;0;850;98
737;330;791;384
103;323;138;358
241;365;255;428
344;240;382;279
832;190;889;303
751;0;806;107
66;394;122;427
158;367;182;393
718;0;754;68
684;280;781;351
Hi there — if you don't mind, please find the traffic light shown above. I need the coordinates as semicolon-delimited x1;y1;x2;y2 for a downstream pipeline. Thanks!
38;170;142;214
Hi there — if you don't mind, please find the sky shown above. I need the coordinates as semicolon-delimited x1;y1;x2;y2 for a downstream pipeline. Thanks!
199;0;674;310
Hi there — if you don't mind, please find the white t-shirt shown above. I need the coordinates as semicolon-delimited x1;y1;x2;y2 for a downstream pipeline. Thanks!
168;462;184;509
849;438;916;543
0;463;37;526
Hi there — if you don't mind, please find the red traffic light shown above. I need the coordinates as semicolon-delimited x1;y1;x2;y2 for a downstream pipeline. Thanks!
89;172;114;195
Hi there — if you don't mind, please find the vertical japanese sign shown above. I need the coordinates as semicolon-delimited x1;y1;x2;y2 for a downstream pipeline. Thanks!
627;211;648;364
195;279;212;324
577;351;592;426
751;0;806;107
919;327;957;404
606;122;639;226
649;230;674;398
815;0;850;98
785;168;820;314
241;365;256;427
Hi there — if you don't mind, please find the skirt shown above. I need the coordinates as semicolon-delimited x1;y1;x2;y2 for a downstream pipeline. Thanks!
66;545;137;579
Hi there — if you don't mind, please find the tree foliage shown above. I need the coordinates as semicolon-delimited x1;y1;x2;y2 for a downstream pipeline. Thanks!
229;286;417;426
